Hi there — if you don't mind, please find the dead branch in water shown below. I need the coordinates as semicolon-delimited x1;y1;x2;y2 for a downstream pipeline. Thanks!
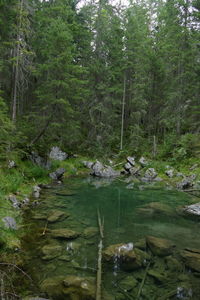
136;259;151;300
0;263;32;282
42;220;48;236
96;208;104;300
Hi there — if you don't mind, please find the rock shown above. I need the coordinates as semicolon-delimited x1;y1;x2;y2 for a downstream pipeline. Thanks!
127;156;135;166
146;236;175;257
91;161;120;178
83;227;98;238
103;243;143;271
182;202;200;218
49;146;68;161
124;162;132;171
165;169;174;178
134;239;146;250
41;244;62;260
177;174;196;190
176;286;193;300
141;168;157;182
180;248;200;272
139;157;148;167
49;167;65;180
8;194;20;209
176;172;184;177
58;255;71;262
40;276;65;298
51;228;80;239
2;217;17;230
63;275;95;300
33;185;41;199
30;151;51;170
129;166;141;176
47;210;68;223
126;183;134;189
8;160;16;169
82;161;94;169
32;213;47;220
66;242;81;253
119;276;138;291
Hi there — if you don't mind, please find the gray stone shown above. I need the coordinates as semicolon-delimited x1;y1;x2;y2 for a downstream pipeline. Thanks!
91;161;120;178
124;162;132;171
183;202;200;218
165;169;174;178
8;194;20;209
2;217;17;230
8;160;16;169
33;185;41;199
129;166;140;176
127;156;135;166
141;168;158;182
82;161;94;168
177;174;196;190
49;167;65;180
139;157;148;167
49;146;68;161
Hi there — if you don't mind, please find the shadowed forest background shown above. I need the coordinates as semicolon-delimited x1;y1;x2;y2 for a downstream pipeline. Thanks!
0;0;200;158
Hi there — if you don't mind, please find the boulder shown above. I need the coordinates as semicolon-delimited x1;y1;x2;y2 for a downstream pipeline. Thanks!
182;202;200;218
103;243;143;271
63;275;95;300
49;167;65;180
129;166;141;176
51;229;80;239
127;156;135;166
2;216;17;230
146;236;175;257
33;185;41;199
147;270;166;283
41;244;62;260
177;174;196;190
91;161;120;178
82;161;94;169
47;210;68;223
139;157;148;167
49;146;68;161
141;168;157;182
124;162;132;171
180;248;200;272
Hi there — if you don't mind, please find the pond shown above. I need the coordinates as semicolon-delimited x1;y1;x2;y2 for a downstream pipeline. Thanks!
21;177;200;299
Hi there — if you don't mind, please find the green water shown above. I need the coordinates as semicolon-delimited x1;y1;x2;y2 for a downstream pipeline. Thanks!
22;177;200;299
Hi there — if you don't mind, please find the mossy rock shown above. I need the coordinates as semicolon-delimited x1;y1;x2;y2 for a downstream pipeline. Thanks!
146;236;175;257
40;276;65;299
41;244;62;260
180;248;200;272
50;229;80;240
47;210;69;223
63;275;95;300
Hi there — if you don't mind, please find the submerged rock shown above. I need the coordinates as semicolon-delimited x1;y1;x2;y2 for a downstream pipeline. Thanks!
47;210;68;223
180;248;200;272
139;202;175;216
41;244;62;260
51;229;80;239
147;269;166;283
146;236;175;257
103;243;143;271
63;275;95;300
119;276;138;291
49;146;68;161
83;227;98;238
40;276;65;298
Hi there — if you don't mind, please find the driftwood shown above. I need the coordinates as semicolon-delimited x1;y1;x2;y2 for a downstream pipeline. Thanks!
96;209;104;300
42;220;48;236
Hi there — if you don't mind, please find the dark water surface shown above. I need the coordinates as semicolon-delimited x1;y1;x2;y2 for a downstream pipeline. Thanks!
22;177;200;299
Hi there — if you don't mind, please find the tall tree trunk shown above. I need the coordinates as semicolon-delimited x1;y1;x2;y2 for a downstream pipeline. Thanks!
120;73;126;150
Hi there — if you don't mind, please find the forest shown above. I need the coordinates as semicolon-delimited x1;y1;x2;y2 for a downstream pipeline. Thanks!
0;0;200;299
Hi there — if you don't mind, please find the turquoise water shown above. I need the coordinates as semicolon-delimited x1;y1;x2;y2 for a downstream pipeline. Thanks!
22;177;200;299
